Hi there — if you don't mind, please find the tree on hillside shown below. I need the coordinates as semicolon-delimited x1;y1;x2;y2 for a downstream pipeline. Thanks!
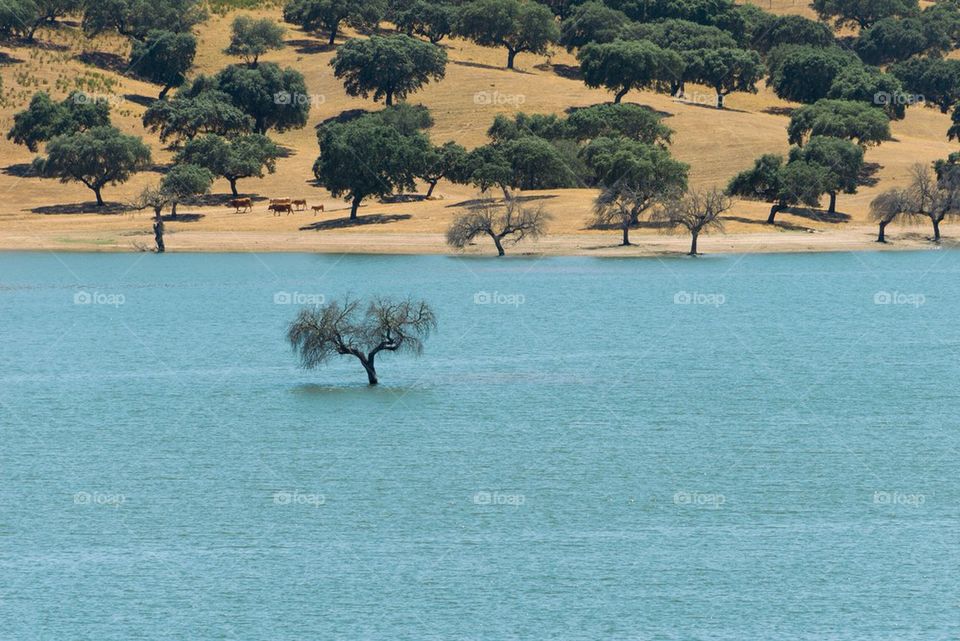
32;126;152;206
313;116;430;219
685;47;763;109
452;144;515;200
0;0;80;40
577;39;684;103
559;1;630;51
214;63;310;134
788;136;865;214
566;103;672;146
373;102;434;135
330;35;447;106
160;163;213;217
392;0;458;43
827;65;909;120
82;0;205;39
129;30;197;99
652;188;730;256
503;136;580;189
487;112;570;142
811;0;919;30
455;0;559;69
282;0;385;45
7;91;110;152
225;16;286;67
420;141;467;198
787;99;891;147
891;56;960;113
288;297;436;386
175;133;281;196
766;45;859;105
446;197;551;256
751;14;834;53
869;187;912;242
726;154;828;224
854;16;948;65
143;87;254;145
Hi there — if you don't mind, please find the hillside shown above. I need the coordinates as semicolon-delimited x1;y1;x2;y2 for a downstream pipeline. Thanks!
0;0;956;255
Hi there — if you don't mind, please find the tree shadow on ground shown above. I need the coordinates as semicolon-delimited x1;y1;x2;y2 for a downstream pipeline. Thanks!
547;63;582;80
299;213;412;231
161;213;203;222
0;51;25;65
124;93;156;107
585;220;673;232
725;215;815;233
75;51;127;74
3;163;36;178
860;162;882;187
31;202;129;215
452;59;531;74
190;193;269;206
786;207;851;224
315;108;370;129
381;193;447;203
446;194;558;208
287;38;335;54
763;106;796;117
673;99;750;114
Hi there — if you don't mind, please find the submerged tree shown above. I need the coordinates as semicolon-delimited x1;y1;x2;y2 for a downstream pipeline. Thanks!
652;188;730;256
446;197;551;256
287;297;437;385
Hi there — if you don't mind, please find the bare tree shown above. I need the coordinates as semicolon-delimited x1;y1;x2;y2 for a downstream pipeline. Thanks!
446;197;551;256
653;188;730;255
907;163;960;242
591;182;672;246
869;188;913;243
287;297;437;385
130;186;171;253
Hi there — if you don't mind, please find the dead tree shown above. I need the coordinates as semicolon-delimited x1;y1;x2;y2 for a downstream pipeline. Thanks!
446;197;551;256
653;188;730;255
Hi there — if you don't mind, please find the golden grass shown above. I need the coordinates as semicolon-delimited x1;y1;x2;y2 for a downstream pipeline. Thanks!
0;5;956;254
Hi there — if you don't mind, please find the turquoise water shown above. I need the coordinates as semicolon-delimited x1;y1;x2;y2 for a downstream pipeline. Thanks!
1;250;958;640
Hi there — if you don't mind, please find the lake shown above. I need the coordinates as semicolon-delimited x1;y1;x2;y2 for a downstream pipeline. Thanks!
1;250;958;640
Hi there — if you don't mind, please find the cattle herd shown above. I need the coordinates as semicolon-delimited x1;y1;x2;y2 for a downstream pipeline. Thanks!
227;198;325;216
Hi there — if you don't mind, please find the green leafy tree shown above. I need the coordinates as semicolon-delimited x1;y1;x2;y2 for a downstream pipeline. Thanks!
766;44;859;104
282;0;385;46
7;91;110;152
214;62;310;134
455;0;560;69
313;115;431;219
811;0;919;30
392;0;458;43
142;87;254;145
330;35;447;106
373;102;434;134
420;141;468;197
788;99;891;147
566;103;672;145
751;14;834;53
559;1;630;51
502;136;580;189
827;65;909;120
487;112;571;142
452;144;515;199
32;126;152;206
788;136;864;214
176;133;281;196
577;39;684;103
854;16;948;65
160;163;214;217
129;30;197;99
82;0;205;39
891;56;960;113
225;16;286;67
686;47;763;109
726;154;829;224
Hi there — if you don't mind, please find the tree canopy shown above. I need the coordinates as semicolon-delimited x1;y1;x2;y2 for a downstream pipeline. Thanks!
225;15;286;67
788;136;865;213
787;99;891;147
129;30;197;99
330;35;447;106
578;39;684;103
214;62;310;134
282;0;385;45
7;91;110;152
766;45;859;104
811;0;919;30
455;0;560;69
175;133;281;196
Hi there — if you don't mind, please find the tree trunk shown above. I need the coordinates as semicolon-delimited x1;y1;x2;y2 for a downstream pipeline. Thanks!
491;232;505;257
501;185;512;201
828;192;837;214
689;230;699;256
385;90;393;106
350;194;362;220
360;355;378;385
328;24;338;46
93;186;104;207
153;212;165;253
877;220;888;243
159;84;171;100
507;48;517;69
614;87;629;103
426;180;438;198
932;217;941;242
621;226;631;246
767;202;783;225
716;92;725;109
229;178;239;197
170;201;178;219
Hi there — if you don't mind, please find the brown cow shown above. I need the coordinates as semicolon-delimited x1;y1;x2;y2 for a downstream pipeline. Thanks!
268;203;293;216
292;199;307;211
228;198;252;213
269;198;291;207
311;204;325;215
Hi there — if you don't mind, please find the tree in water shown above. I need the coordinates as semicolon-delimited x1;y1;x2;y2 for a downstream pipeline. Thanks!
446;197;551;256
653;188;730;256
287;297;436;385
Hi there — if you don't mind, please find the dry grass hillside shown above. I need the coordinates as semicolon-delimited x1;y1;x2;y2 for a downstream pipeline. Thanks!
0;0;956;255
